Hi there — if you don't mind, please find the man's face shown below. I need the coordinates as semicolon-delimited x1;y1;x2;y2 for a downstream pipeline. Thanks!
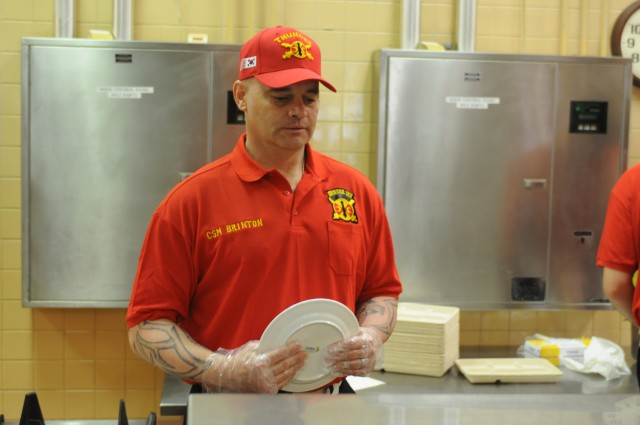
238;78;320;152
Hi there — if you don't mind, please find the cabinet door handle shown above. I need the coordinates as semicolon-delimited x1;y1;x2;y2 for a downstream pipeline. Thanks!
523;178;547;189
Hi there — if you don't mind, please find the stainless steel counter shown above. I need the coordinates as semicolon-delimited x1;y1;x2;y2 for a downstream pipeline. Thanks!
5;421;149;425
162;361;638;416
186;392;640;425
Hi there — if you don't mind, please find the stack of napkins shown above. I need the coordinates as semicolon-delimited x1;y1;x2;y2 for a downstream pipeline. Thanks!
382;303;459;377
522;336;586;366
523;339;562;365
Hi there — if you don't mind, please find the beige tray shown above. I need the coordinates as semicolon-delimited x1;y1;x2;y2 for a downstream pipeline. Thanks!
455;358;563;384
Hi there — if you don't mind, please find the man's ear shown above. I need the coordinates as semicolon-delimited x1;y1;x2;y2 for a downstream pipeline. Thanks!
233;80;248;111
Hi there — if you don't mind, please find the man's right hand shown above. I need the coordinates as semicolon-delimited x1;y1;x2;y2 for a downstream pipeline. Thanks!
202;340;307;393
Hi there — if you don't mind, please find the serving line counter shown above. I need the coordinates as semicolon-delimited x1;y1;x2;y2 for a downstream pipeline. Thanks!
186;392;640;425
161;361;639;417
4;420;150;425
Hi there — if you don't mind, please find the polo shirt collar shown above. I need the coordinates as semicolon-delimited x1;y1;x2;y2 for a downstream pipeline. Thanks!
231;133;330;182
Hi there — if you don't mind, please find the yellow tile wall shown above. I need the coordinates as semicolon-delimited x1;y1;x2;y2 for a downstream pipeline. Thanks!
1;0;639;421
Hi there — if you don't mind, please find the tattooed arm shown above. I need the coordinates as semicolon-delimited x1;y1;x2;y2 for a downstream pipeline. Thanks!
355;296;398;343
324;296;398;377
128;319;307;393
128;319;214;381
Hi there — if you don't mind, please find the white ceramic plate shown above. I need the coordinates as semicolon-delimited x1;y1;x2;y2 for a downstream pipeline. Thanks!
258;298;359;392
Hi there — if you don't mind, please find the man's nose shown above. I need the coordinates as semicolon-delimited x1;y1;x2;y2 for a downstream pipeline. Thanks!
288;98;306;118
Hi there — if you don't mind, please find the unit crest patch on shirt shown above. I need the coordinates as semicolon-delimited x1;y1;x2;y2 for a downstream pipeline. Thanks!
326;188;358;223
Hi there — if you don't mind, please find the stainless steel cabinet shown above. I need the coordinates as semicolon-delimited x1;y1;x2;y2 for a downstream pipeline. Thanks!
22;39;244;307
377;50;632;309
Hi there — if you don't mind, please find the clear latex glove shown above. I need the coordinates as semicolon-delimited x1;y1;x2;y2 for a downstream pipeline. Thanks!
323;327;383;377
201;340;307;393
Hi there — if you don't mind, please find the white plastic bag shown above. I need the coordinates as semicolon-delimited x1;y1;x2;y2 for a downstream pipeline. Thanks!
562;336;631;380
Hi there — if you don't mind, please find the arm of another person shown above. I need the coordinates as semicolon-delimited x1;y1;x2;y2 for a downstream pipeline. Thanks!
324;296;398;376
128;319;307;393
602;267;636;325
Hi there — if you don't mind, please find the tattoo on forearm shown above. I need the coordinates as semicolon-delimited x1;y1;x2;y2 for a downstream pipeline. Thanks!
356;297;398;338
131;321;207;381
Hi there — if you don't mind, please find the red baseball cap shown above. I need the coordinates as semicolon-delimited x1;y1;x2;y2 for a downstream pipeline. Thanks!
238;26;337;92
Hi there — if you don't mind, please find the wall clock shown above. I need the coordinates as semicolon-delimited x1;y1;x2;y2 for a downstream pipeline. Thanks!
611;0;640;87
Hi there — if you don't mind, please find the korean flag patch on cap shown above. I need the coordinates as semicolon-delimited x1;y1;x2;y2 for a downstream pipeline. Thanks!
240;56;257;70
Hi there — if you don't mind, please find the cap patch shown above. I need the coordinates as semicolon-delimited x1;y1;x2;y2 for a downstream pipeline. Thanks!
274;32;315;61
240;56;257;70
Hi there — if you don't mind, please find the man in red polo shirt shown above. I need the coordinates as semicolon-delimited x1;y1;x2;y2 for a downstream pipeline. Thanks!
126;25;402;394
597;163;640;384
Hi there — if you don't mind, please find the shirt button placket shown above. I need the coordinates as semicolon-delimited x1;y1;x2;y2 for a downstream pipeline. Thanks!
283;190;298;223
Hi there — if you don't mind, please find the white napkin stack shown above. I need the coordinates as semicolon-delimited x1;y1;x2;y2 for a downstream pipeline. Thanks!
382;303;460;377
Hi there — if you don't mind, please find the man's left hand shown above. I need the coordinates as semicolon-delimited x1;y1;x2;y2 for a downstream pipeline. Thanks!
323;327;383;377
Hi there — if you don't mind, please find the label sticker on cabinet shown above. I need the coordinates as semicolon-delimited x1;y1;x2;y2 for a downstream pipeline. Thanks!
97;86;154;99
446;96;500;109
